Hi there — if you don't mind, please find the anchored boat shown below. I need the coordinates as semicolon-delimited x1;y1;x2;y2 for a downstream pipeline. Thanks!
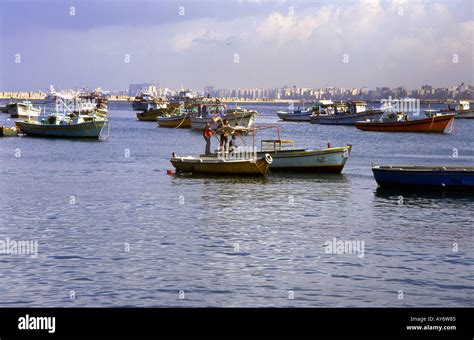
190;103;257;130
8;101;41;118
170;154;272;176
355;112;455;133
15;113;108;139
318;101;383;125
251;126;352;173
157;109;192;128
424;100;473;119
372;165;474;189
277;102;313;122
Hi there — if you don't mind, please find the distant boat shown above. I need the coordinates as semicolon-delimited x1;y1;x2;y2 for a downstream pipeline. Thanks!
171;154;272;176
355;113;455;133
15;113;108;139
372;165;474;189
318;101;383;125
8;101;41;118
136;105;174;121
190;104;257;130
424;100;474;119
130;89;163;111
309;100;337;124
277;109;312;122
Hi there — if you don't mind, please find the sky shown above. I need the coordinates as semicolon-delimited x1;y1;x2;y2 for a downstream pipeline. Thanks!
0;0;473;91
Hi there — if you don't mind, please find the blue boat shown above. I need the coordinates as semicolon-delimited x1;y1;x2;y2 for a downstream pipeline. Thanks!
372;165;474;189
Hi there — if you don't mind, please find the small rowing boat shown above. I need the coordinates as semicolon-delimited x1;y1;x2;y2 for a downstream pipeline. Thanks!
372;165;474;189
355;113;455;133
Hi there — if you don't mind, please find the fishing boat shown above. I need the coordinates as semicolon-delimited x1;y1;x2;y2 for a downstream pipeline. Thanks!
43;85;76;104
190;103;257;130
207;125;352;173
15;113;108;139
372;165;474;189
318;101;383;125
256;140;352;173
428;100;473;119
157;110;192;128
8;101;41;118
309;100;336;124
130;89;162;111
248;125;352;172
170;154;272;176
277;109;312;122
355;112;455;133
277;102;313;122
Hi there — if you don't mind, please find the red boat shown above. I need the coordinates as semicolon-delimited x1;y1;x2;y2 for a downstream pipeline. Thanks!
355;113;455;133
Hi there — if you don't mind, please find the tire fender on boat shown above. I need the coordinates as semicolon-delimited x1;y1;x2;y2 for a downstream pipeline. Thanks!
265;153;273;164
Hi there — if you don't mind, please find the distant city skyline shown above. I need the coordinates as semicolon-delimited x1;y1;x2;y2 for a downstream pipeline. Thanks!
1;0;473;91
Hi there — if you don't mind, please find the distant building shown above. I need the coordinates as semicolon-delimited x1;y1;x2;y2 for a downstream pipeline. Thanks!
128;83;157;97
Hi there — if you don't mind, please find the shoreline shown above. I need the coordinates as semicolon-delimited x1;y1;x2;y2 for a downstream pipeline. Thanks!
0;92;471;105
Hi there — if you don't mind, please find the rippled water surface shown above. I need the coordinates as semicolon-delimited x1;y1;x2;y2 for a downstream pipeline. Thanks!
0;101;473;307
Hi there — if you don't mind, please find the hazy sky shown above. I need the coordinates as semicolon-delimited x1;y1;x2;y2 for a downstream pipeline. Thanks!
1;0;473;91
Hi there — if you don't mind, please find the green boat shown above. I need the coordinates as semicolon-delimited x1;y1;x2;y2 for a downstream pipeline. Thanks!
15;113;109;139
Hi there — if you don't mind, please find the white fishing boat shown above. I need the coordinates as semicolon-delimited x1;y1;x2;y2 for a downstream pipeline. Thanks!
424;100;473;119
8;101;41;118
15;99;109;139
212;125;352;173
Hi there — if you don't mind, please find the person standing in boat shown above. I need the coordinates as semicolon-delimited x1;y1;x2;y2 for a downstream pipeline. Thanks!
218;119;230;153
203;122;214;155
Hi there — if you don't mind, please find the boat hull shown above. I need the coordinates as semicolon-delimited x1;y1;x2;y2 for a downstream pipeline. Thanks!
15;120;106;138
157;115;191;128
318;110;383;125
355;114;455;133
277;112;312;122
455;110;474;119
171;157;270;176
190;112;256;130
257;146;351;173
372;165;474;189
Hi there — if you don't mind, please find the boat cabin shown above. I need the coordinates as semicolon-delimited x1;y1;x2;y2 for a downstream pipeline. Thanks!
260;139;296;153
188;102;227;117
456;100;470;111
